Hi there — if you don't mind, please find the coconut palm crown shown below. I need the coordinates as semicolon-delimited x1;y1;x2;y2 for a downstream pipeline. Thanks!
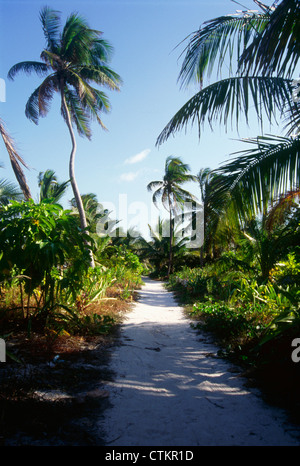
147;156;197;276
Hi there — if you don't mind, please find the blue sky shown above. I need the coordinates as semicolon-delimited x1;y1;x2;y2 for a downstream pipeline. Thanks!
0;0;279;237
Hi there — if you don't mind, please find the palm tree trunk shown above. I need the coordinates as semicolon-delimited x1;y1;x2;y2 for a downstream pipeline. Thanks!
168;196;173;277
60;87;95;268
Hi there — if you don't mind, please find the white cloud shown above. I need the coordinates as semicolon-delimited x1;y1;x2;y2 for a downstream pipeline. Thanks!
120;171;140;182
124;148;150;165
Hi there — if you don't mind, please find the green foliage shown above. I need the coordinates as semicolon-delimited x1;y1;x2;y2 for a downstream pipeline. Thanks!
0;200;94;330
58;265;116;310
190;301;264;341
47;306;116;337
271;252;300;287
0;199;144;339
104;245;144;274
0;199;90;288
168;252;300;363
258;307;300;348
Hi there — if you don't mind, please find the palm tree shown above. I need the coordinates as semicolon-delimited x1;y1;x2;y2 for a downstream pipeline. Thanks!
0;118;31;200
196;167;240;263
38;169;69;203
8;6;121;267
139;216;188;276
147;156;197;276
238;198;300;283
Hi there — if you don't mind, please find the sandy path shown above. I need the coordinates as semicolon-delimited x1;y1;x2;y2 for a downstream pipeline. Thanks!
99;277;300;446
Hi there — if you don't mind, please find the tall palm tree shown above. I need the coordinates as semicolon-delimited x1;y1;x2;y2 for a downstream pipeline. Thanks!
8;6;121;267
147;156;197;276
0;118;31;200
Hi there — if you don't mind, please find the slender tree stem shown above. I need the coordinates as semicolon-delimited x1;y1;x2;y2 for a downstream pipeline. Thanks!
60;85;95;268
168;191;173;277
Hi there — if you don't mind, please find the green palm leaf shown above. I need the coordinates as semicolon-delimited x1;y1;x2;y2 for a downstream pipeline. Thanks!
0;178;22;205
7;61;49;80
40;6;61;52
215;134;300;217
63;87;92;138
156;76;293;145
239;0;300;78
178;11;269;88
25;75;57;123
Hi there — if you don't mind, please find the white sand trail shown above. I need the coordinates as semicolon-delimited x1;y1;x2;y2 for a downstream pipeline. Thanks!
98;277;300;446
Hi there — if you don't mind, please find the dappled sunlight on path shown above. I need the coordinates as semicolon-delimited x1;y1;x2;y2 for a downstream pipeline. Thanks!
98;277;300;446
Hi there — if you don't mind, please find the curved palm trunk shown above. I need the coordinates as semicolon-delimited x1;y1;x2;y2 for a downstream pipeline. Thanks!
168;194;173;278
60;88;95;268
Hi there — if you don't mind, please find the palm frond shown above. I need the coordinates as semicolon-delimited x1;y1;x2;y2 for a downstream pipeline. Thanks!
178;11;269;88
63;88;91;139
152;187;165;209
38;169;69;202
0;178;22;205
25;75;57;122
147;180;163;192
75;65;121;90
40;6;61;52
91;39;115;64
265;188;300;232
61;13;97;62
215;134;300;217
7;61;48;80
239;0;300;78
156;76;293;146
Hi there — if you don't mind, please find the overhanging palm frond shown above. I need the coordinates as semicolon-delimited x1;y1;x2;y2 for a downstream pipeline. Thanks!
239;0;300;78
147;181;164;209
284;98;300;137
91;39;115;64
215;134;300;217
178;10;269;88
156;76;293;146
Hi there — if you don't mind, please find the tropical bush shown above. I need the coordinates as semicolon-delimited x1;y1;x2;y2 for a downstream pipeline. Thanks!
190;301;267;343
0;200;143;339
